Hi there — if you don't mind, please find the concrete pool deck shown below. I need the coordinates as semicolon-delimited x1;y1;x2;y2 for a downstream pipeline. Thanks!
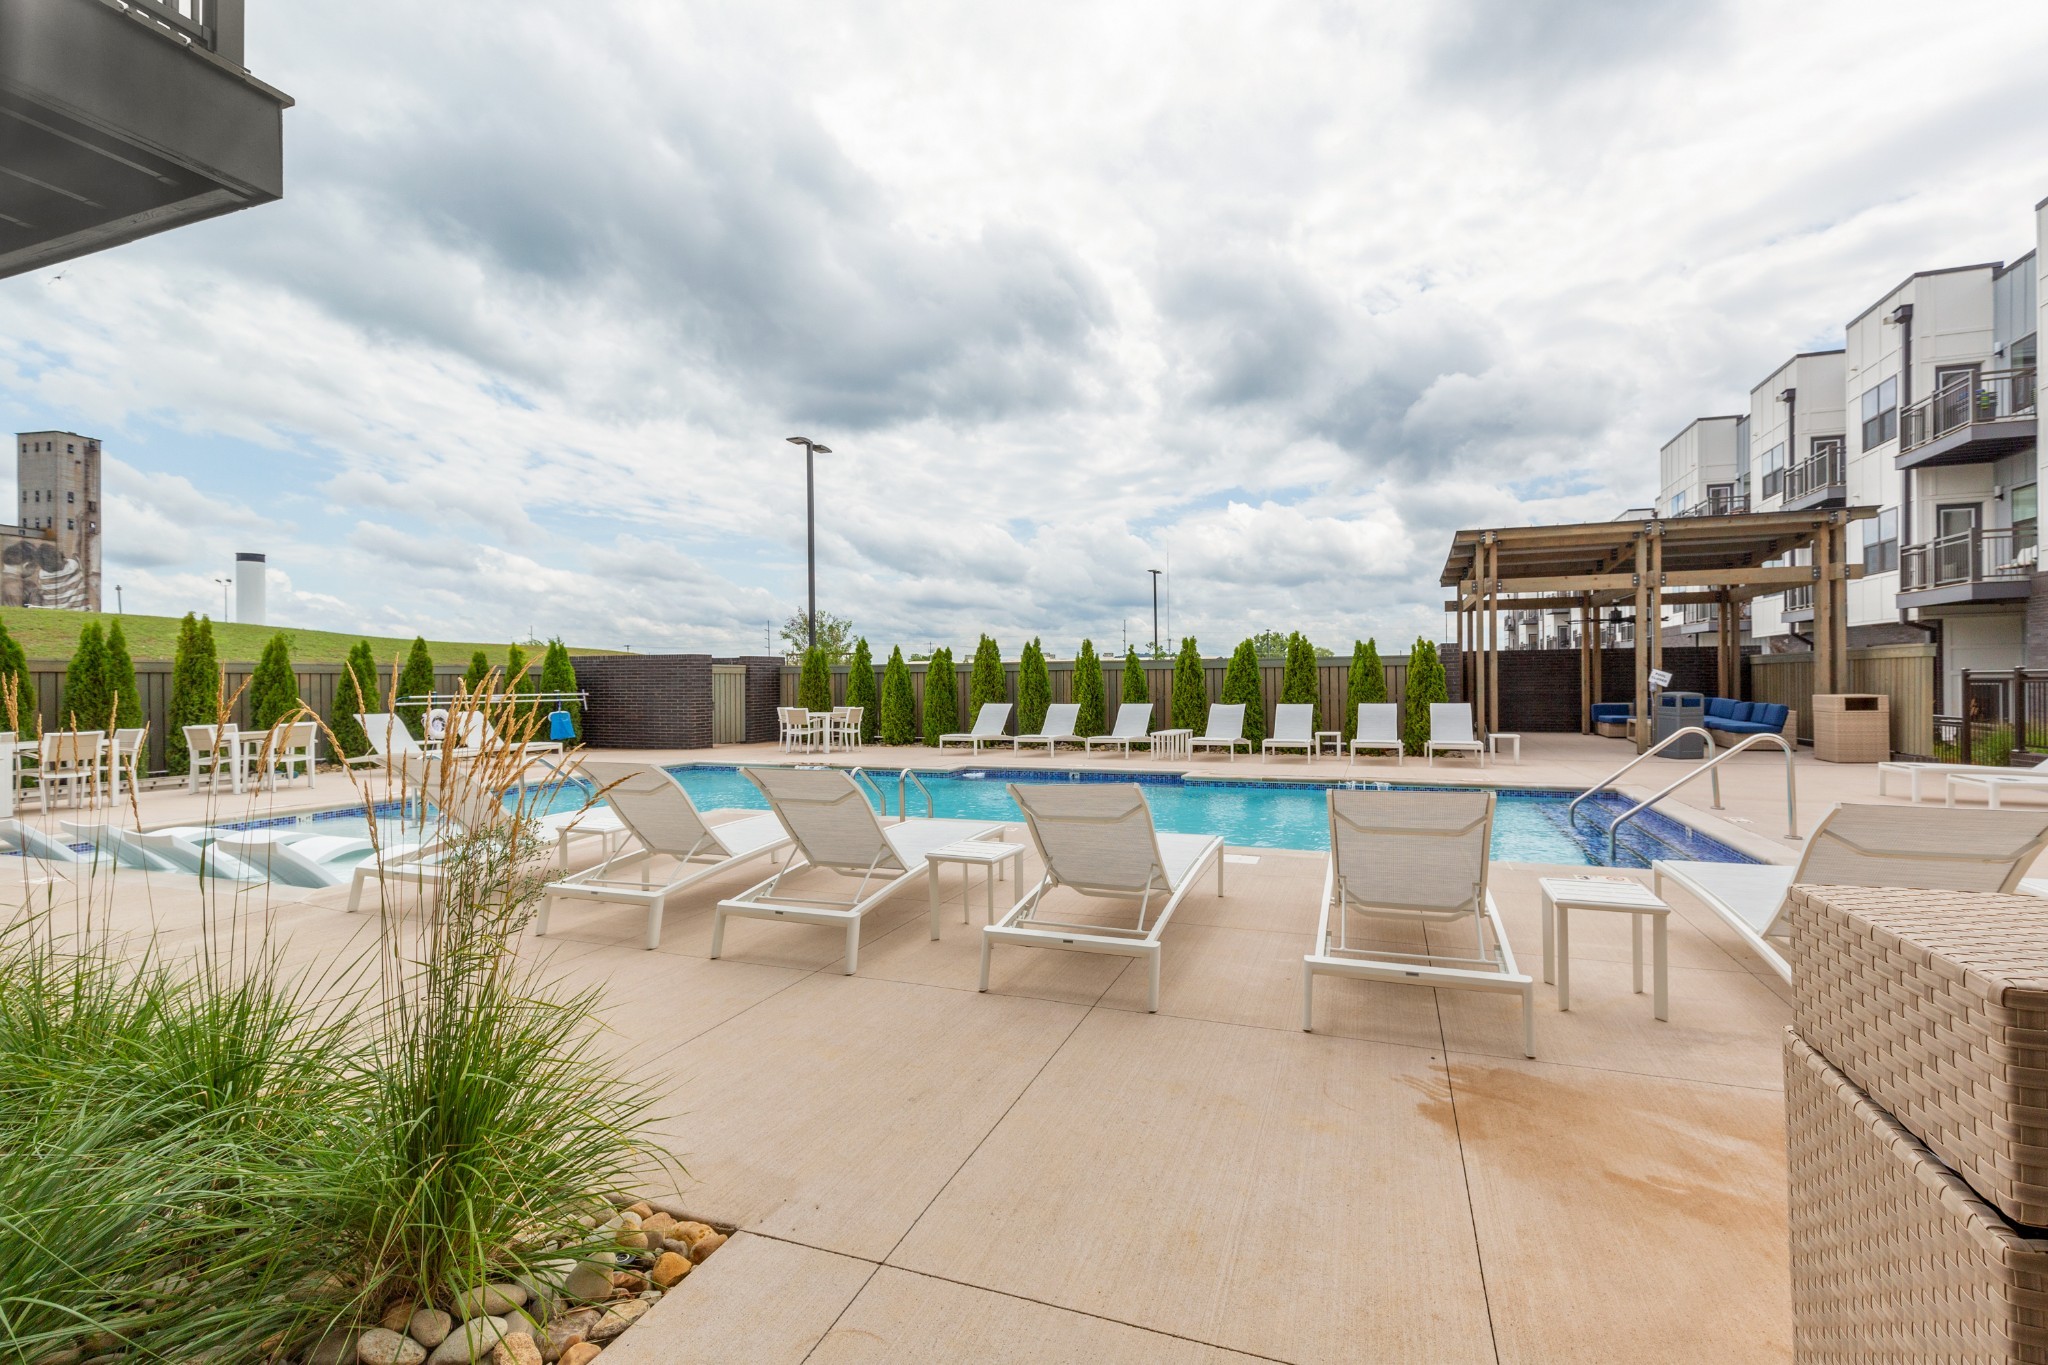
8;733;2025;1361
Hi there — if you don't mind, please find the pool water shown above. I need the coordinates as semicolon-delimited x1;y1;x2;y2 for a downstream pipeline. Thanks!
520;765;1752;868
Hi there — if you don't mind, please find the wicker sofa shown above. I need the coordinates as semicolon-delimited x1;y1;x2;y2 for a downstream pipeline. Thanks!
1589;698;1797;743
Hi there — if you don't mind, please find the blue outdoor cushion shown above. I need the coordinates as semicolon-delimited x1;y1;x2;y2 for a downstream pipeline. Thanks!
1590;703;1631;723
1731;701;1756;723
1755;703;1789;731
1705;696;1737;719
1705;717;1771;735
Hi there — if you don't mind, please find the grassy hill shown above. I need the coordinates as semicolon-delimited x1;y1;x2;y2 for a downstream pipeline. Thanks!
0;607;623;665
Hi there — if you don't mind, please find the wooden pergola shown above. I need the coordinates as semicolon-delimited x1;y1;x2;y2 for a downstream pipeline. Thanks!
1439;508;1876;752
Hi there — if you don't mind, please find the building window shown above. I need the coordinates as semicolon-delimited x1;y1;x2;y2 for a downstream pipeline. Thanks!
1811;433;1844;472
1860;377;1899;449
1760;443;1785;499
2015;483;2038;557
65;518;73;531
66;491;73;504
1670;490;1686;515
1862;509;1899;575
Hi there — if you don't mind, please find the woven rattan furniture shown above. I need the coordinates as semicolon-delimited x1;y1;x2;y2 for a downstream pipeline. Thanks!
1812;693;1890;764
1789;885;2048;1228
1787;1029;2048;1363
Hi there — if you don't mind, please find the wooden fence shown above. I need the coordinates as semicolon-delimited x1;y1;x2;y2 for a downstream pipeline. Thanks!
1747;643;1935;756
775;655;1417;737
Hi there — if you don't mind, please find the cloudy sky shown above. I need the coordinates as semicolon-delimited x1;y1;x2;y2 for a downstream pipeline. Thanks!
3;0;2047;657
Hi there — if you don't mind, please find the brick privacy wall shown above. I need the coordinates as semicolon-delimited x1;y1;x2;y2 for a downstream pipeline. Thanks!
574;654;713;749
1459;647;1730;733
716;656;783;743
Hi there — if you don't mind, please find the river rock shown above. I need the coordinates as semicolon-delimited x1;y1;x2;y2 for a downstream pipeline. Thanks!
562;1259;614;1304
453;1284;528;1320
489;1336;541;1365
649;1252;690;1289
623;1201;652;1219
379;1303;417;1332
357;1327;427;1365
540;1310;599;1363
688;1231;727;1262
309;1330;359;1365
408;1309;453;1349
558;1346;601;1365
639;1212;677;1240
424;1316;508;1365
587;1301;648;1344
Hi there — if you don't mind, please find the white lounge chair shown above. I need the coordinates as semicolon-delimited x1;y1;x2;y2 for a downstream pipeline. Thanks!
61;820;176;871
1262;704;1316;761
1190;704;1251;761
0;817;83;864
1880;760;2048;803
1652;803;2048;983
1348;704;1403;765
1425;703;1485;766
940;703;1013;752
540;761;793;949
712;766;1003;973
1303;788;1532;1056
981;783;1223;1012
210;829;374;888
1015;703;1082;755
1082;704;1153;756
358;712;426;764
457;710;565;759
1947;771;2048;809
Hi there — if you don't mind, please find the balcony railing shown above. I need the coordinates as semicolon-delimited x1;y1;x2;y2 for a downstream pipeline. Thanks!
1673;492;1750;518
1901;527;2038;592
1783;447;1846;504
1783;583;1814;614
124;0;242;56
1900;368;2037;454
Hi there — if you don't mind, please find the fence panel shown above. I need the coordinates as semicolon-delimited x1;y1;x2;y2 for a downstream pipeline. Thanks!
711;665;747;744
1747;644;1934;756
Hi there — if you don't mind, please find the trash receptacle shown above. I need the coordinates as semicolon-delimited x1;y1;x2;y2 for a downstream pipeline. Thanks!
1653;691;1705;758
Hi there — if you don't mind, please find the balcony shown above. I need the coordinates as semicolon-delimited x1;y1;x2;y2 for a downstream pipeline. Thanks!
1781;444;1847;510
1896;368;2037;470
1781;582;1814;622
1672;491;1750;518
0;0;292;278
1898;526;2037;607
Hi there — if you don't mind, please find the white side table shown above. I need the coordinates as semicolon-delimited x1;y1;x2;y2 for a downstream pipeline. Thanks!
927;840;1027;939
1538;875;1670;1021
1488;732;1522;764
1151;729;1192;759
1313;731;1343;761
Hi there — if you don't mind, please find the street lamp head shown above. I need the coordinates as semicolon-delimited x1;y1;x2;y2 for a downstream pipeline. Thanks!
787;436;832;453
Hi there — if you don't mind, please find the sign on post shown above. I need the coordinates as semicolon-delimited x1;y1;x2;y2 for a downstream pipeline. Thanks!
1648;668;1674;690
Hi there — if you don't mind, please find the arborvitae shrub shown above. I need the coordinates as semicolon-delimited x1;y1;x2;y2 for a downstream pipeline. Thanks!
396;637;435;738
539;639;581;739
879;646;915;744
844;638;878;743
1073;639;1105;737
62;623;113;731
1171;636;1206;733
798;645;833;714
969;634;1006;725
330;639;378;759
921;647;957;746
1017;638;1050;736
1344;638;1388;741
1221;638;1264;746
248;633;301;731
1403;637;1447;757
1121;651;1150;731
166;613;218;771
106;620;143;730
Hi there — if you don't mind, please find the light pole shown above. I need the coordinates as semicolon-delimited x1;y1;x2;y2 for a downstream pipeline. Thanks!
114;584;122;614
786;437;833;649
1148;569;1162;655
213;577;232;622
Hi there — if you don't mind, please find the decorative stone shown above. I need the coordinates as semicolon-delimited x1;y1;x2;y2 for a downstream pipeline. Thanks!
672;1221;716;1247
453;1284;528;1320
309;1329;359;1365
540;1309;598;1364
639;1213;677;1240
379;1302;417;1333
649;1252;690;1290
688;1232;726;1263
424;1315;508;1365
357;1327;428;1365
409;1309;453;1349
636;1291;662;1305
490;1336;542;1365
587;1301;648;1344
623;1201;652;1219
559;1346;601;1365
562;1259;614;1304
614;1229;648;1252
611;1270;647;1293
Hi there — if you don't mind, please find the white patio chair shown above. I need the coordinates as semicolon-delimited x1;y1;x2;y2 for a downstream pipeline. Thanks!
1262;704;1316;761
1348;704;1403;765
712;766;1003;974
184;723;236;793
1653;804;2048;983
251;720;318;791
981;783;1223;1012
779;706;823;752
831;706;864;750
38;730;104;812
1190;703;1251;761
940;703;1013;752
541;761;794;949
1015;703;1081;755
1303;788;1532;1056
1082;704;1153;756
107;726;148;802
1425;703;1486;766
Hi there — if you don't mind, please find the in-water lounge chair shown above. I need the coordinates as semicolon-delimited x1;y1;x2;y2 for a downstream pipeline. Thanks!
940;703;1014;753
1303;788;1532;1056
1653;803;2048;983
1083;704;1153;757
1262;703;1316;761
541;761;792;949
1425;703;1485;766
712;766;1003;973
1015;703;1082;755
981;782;1223;1012
1190;704;1251;761
1348;703;1403;765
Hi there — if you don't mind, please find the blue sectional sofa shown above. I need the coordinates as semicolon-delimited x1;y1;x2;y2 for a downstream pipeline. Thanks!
1590;698;1797;742
1590;703;1633;737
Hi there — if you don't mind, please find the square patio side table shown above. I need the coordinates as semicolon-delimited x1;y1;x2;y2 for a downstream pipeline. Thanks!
1538;875;1670;1021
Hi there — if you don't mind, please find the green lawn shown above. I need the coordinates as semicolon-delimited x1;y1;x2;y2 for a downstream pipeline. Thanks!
0;607;622;665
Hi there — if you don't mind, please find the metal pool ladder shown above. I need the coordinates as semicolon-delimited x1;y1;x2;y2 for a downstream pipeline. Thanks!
1567;728;1799;862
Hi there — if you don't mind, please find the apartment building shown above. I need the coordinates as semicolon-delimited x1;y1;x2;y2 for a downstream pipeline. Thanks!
1746;350;1848;648
1654;415;1750;644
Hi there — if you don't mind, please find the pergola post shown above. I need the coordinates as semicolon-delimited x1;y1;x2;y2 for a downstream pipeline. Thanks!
1578;595;1591;734
1634;532;1651;753
1485;535;1501;736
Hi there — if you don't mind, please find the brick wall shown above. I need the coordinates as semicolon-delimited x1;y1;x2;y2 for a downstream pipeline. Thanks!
574;654;713;749
716;656;784;743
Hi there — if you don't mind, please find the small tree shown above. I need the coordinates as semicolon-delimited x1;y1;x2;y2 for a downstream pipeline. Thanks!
1280;631;1320;723
879;646;915;744
463;650;491;694
1171;636;1206;733
968;634;1006;726
248;632;301;730
106;619;143;729
922;646;958;746
1073;639;1106;737
539;638;581;739
505;643;535;716
1017;638;1050;736
166;613;217;771
330;639;379;759
1121;651;1150;731
1403;637;1447;757
0;615;36;739
1344;639;1387;742
844;637;878;742
779;610;857;663
1220;638;1265;747
396;636;435;738
798;645;833;713
62;622;113;731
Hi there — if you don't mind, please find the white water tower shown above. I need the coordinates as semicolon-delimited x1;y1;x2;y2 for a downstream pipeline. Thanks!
235;552;266;626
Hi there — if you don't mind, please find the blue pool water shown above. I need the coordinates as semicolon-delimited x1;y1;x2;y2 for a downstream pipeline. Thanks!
523;765;1752;869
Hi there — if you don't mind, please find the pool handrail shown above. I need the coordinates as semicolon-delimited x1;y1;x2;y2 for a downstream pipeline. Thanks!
1604;732;1798;862
1566;727;1718;832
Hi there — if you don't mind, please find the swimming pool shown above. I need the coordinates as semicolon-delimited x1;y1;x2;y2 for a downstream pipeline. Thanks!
522;765;1752;868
